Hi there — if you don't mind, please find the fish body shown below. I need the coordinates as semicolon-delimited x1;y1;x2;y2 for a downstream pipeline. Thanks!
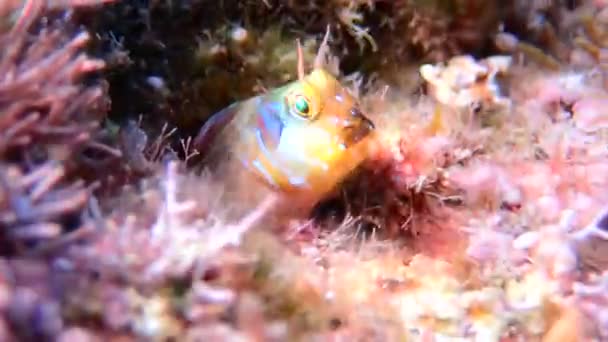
194;39;375;217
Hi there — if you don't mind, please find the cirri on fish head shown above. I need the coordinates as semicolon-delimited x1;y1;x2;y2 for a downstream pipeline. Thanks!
193;27;375;206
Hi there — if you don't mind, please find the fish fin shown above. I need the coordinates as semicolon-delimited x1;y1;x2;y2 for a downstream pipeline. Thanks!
193;103;239;157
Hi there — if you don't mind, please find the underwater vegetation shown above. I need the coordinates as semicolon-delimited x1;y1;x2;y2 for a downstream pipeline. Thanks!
0;0;114;254
0;0;608;341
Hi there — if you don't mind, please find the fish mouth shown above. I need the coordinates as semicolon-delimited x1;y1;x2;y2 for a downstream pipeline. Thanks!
343;107;375;147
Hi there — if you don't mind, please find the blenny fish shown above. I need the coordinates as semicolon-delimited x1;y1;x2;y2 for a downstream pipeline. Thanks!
194;28;375;213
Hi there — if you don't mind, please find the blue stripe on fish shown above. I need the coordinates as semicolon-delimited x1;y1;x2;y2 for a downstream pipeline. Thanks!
250;128;309;189
256;99;284;151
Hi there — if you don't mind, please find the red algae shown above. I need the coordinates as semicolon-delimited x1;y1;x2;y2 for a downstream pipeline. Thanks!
1;0;608;341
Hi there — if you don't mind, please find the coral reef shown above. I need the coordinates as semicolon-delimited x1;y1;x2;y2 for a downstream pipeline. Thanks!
0;0;114;253
84;0;510;141
1;0;608;341
496;0;608;81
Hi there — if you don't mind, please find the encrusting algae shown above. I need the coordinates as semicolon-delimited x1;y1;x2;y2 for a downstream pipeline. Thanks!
0;0;608;341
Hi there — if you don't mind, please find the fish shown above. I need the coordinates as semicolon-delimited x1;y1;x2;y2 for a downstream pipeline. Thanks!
193;27;375;215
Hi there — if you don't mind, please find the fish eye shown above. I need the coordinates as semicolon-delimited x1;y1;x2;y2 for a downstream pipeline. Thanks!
291;94;313;118
295;97;309;114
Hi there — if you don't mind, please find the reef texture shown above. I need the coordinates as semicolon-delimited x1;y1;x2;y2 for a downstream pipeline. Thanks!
1;0;608;341
0;0;115;255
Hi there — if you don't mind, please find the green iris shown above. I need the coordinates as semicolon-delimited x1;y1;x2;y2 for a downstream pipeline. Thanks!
294;97;310;115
